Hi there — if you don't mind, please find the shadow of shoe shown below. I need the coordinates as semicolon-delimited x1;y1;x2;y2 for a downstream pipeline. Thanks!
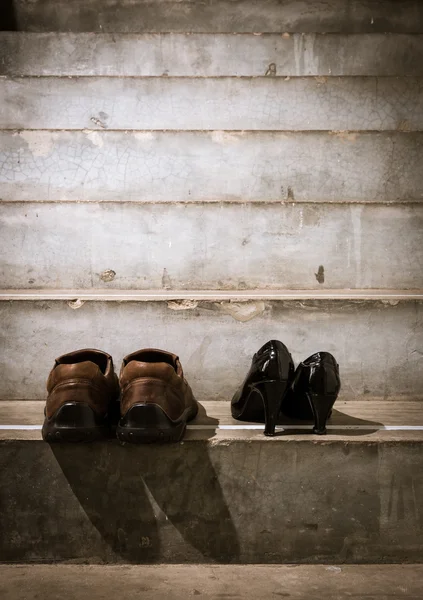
50;423;239;563
278;408;383;437
185;401;220;441
195;402;219;427
136;439;240;563
50;442;161;563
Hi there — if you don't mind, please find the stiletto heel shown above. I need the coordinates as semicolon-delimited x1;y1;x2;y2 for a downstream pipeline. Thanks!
252;380;288;436
281;352;340;434
308;393;337;435
231;340;295;436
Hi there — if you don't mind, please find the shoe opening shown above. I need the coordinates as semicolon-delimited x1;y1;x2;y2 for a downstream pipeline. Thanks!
57;350;109;374
125;349;177;369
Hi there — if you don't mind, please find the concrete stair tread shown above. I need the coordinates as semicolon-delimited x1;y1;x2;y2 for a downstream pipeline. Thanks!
2;400;423;442
1;565;422;599
2;289;423;301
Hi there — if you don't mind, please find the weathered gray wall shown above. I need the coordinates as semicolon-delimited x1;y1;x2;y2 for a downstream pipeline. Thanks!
1;3;422;403
2;203;422;289
2;33;423;77
0;301;421;401
3;77;423;131
1;131;422;202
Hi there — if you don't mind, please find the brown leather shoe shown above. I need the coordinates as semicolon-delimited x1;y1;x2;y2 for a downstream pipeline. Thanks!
42;349;119;442
117;348;198;443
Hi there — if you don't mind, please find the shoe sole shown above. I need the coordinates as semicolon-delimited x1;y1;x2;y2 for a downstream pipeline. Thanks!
116;403;198;444
42;402;110;443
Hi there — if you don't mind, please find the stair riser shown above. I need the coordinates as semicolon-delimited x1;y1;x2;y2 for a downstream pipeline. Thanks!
0;300;421;401
10;0;423;33
2;203;423;290
1;440;422;563
2;33;423;77
1;131;422;202
3;78;423;131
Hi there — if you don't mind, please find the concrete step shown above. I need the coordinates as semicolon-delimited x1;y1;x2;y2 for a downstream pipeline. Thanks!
3;289;422;301
1;131;422;202
3;76;422;132
5;398;423;433
1;565;423;598
2;33;423;77
2;203;423;290
0;299;421;401
2;399;423;437
1;401;423;563
8;0;423;33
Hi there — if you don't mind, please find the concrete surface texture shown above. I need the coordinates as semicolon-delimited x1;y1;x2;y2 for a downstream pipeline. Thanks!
2;203;423;290
1;565;423;599
1;436;423;563
3;77;423;131
1;2;423;577
2;33;423;77
0;301;421;401
1;131;422;202
9;0;423;33
1;4;422;410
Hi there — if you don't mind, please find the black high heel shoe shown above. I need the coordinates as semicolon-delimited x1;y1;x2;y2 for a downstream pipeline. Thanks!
231;340;295;436
281;352;340;434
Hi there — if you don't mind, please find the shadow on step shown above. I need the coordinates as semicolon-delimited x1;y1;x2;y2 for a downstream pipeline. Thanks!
226;405;384;437
195;401;220;432
277;409;384;437
50;407;239;564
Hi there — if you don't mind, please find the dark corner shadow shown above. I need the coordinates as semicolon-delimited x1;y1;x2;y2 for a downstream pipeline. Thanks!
277;408;384;437
50;422;239;564
2;0;18;30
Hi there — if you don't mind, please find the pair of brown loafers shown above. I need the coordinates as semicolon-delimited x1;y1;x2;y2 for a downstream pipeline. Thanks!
42;348;198;443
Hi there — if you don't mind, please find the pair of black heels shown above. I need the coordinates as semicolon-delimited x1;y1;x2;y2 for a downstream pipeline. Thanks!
231;340;341;436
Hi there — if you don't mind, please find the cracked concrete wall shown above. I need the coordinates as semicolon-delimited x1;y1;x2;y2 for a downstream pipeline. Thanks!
1;131;422;202
0;301;421;401
9;0;423;33
2;33;423;77
2;77;423;131
1;203;422;290
0;7;422;402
